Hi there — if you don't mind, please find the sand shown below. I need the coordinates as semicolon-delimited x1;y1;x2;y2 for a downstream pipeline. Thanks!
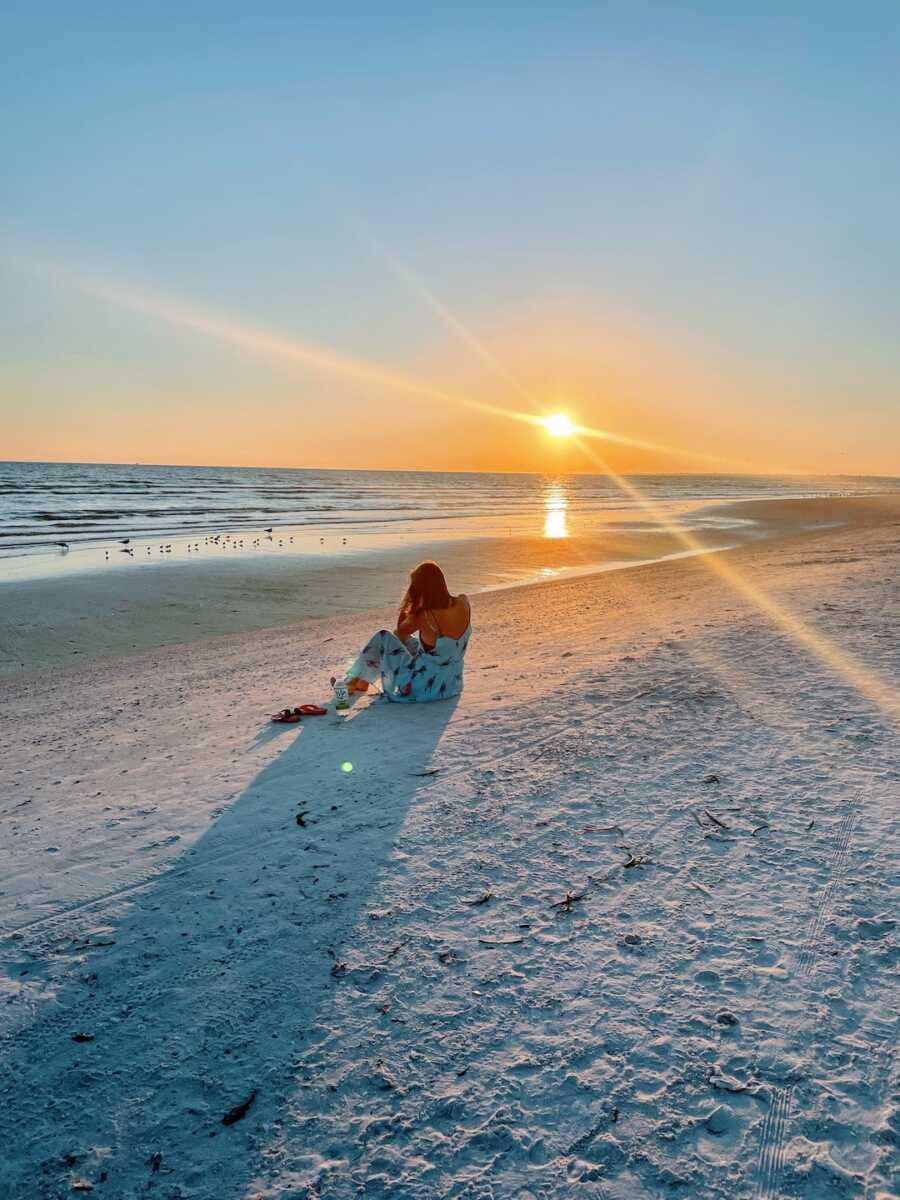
1;497;899;1198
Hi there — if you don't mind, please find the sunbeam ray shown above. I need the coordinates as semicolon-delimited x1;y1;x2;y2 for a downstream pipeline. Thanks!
568;432;900;724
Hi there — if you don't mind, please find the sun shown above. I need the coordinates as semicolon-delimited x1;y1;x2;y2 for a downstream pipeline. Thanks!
544;413;576;437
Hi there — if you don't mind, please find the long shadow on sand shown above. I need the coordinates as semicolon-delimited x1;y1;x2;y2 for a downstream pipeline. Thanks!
1;696;457;1199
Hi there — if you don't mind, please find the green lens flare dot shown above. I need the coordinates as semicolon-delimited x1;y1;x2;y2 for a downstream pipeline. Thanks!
341;761;354;773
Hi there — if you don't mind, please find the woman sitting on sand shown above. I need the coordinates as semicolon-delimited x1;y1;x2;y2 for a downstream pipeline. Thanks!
342;561;471;703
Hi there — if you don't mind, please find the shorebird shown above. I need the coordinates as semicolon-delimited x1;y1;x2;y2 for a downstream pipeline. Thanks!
56;541;69;551
119;538;131;545
264;527;273;533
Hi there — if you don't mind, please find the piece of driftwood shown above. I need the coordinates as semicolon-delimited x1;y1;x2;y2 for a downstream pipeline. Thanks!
222;1089;257;1126
704;809;730;830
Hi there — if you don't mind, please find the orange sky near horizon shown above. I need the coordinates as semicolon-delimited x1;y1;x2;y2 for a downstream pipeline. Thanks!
3;263;899;478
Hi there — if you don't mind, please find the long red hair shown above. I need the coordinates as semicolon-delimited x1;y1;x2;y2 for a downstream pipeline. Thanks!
402;560;451;614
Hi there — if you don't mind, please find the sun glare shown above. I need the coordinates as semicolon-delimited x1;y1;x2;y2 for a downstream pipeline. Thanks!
544;413;576;437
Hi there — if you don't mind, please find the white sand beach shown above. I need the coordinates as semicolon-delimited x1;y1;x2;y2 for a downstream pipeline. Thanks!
1;497;899;1199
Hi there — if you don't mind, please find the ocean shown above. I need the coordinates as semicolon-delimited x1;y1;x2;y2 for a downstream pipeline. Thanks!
2;461;898;555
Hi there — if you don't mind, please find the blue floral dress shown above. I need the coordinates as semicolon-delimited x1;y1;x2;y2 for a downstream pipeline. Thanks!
345;620;472;703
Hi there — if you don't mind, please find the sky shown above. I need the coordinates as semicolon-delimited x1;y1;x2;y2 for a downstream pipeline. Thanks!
1;1;899;475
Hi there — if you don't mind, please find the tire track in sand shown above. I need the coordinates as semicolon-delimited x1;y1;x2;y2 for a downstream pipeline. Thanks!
754;790;864;1198
754;1084;794;1200
796;799;859;976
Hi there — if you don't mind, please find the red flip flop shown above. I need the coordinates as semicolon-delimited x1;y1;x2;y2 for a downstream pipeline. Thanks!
271;708;302;724
298;704;327;716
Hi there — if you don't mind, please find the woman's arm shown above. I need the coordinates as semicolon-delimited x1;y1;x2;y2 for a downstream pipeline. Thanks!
395;610;419;640
395;590;418;640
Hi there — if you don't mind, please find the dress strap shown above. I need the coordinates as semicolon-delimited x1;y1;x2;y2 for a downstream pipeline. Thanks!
422;608;440;636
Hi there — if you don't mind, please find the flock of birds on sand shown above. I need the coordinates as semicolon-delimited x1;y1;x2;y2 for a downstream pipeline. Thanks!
53;529;349;559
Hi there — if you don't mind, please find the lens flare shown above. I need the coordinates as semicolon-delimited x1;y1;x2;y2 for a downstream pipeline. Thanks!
348;223;900;724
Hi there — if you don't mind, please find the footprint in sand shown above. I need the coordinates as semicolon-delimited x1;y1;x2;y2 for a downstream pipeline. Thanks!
138;834;181;852
752;943;781;966
693;1101;748;1169
695;969;720;987
855;917;896;940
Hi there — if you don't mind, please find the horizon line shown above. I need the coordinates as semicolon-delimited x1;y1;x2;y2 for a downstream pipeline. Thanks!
3;457;900;481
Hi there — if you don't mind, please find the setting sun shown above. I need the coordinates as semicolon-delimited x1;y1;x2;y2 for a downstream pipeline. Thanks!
544;413;576;438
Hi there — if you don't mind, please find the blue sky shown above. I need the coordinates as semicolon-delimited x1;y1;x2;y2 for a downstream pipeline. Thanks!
2;2;899;471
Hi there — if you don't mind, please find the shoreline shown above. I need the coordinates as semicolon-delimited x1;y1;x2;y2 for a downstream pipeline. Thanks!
5;483;899;559
4;465;898;560
2;493;898;675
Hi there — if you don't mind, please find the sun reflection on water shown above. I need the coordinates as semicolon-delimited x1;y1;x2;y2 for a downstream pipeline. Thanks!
543;483;569;539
